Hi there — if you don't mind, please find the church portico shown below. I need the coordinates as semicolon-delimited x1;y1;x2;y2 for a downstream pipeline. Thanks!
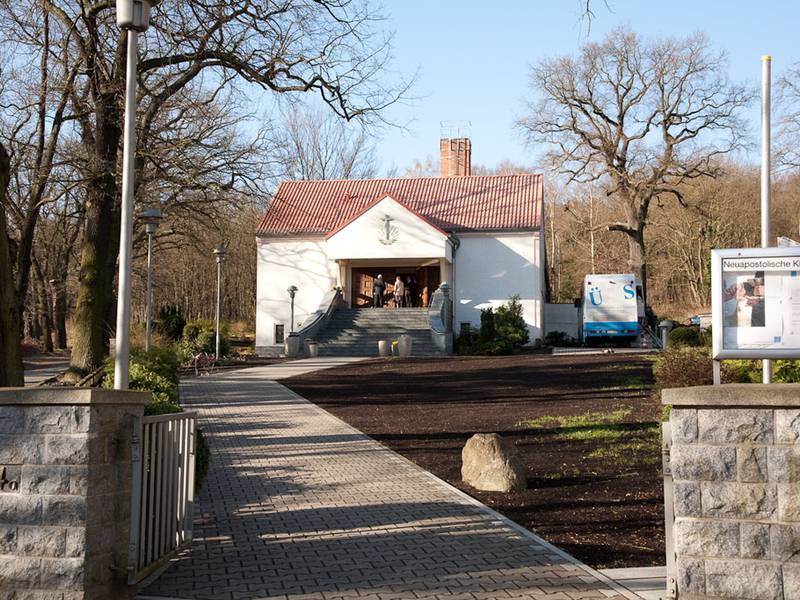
339;259;443;307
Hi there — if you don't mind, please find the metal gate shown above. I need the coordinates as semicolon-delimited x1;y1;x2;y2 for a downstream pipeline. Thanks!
128;411;198;584
662;421;677;599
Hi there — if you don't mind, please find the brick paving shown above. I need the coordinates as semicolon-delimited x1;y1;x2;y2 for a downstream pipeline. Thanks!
139;364;639;600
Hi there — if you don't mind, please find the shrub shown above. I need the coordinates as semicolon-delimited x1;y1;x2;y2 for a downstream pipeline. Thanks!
725;359;800;383
155;306;187;341
654;347;800;392
775;361;800;383
668;326;707;349
544;330;577;347
456;296;529;355
180;319;230;358
653;347;714;392
494;296;530;348
455;324;478;354
479;308;495;342
102;347;179;405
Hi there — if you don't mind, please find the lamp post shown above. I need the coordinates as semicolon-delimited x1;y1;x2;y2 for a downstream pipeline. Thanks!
287;286;298;333
113;0;161;390
213;246;227;360
140;208;162;352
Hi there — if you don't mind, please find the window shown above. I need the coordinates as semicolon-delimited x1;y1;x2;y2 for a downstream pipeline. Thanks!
275;324;285;345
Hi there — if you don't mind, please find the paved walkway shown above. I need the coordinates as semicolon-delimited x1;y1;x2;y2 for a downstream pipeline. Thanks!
23;352;70;385
140;361;641;600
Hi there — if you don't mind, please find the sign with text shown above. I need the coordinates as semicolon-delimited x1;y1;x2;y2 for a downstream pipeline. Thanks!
712;248;800;359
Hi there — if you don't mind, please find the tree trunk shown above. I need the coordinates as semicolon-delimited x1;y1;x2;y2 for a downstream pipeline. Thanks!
626;225;648;304
70;96;122;373
0;143;24;386
54;280;68;350
33;266;54;352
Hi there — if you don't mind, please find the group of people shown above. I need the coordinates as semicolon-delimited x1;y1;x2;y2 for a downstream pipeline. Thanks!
372;274;425;308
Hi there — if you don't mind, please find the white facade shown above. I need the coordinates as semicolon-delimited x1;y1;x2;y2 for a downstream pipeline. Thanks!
256;237;338;346
453;232;544;341
256;194;545;351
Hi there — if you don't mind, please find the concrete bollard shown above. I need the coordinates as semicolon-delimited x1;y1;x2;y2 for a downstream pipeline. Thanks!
398;334;413;358
284;334;301;358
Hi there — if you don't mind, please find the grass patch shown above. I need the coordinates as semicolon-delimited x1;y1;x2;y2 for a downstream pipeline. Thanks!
520;409;662;469
605;374;652;390
586;426;661;464
541;467;584;480
519;409;631;441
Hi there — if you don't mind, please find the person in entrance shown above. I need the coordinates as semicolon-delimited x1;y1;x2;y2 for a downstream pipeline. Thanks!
405;276;415;308
394;275;405;308
372;274;386;308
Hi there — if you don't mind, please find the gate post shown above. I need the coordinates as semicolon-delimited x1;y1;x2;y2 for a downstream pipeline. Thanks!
663;384;800;599
0;387;149;599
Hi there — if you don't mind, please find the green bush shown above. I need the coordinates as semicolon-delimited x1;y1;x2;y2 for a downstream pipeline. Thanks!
180;319;229;358
494;296;530;348
455;325;478;354
668;326;707;348
479;308;495;342
155;306;187;341
544;330;578;347
725;359;800;383
456;296;529;355
102;347;179;404
655;348;800;391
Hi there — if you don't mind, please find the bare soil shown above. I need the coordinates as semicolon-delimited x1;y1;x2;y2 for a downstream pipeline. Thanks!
283;353;664;569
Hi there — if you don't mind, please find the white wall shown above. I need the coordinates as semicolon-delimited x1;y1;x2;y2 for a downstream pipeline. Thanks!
453;232;543;342
544;303;581;340
255;237;337;348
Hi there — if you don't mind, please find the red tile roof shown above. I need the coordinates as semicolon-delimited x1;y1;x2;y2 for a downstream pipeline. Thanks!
256;174;543;237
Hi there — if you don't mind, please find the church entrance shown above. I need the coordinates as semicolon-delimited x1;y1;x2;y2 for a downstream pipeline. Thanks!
351;266;441;308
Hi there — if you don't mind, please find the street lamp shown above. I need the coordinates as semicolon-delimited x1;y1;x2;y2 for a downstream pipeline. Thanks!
287;286;299;333
113;0;161;389
140;208;162;353
213;246;227;360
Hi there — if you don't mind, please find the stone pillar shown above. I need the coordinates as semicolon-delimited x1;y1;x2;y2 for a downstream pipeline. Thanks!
0;387;149;599
664;384;800;599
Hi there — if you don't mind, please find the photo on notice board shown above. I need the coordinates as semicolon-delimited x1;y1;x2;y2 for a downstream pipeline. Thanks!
723;271;766;328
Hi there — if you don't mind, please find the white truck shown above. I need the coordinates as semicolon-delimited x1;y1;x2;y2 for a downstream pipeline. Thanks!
580;273;644;344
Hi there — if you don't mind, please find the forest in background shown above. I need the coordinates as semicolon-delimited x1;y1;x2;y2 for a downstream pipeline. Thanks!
4;8;800;385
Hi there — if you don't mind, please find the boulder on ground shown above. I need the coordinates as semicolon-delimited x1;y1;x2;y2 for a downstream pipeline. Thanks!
461;433;526;492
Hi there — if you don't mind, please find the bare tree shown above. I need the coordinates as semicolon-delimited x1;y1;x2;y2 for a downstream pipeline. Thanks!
777;63;800;172
0;142;24;385
0;0;410;373
518;28;751;301
273;104;378;180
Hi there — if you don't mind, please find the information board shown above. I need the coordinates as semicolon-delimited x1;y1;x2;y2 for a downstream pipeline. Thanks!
712;248;800;359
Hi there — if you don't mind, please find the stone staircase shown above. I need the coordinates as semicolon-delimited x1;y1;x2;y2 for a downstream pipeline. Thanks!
314;308;442;357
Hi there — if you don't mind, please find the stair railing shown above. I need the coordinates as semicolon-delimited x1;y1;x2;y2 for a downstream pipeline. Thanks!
428;282;453;353
295;287;346;354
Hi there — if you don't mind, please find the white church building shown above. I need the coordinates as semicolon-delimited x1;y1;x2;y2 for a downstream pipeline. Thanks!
255;138;545;355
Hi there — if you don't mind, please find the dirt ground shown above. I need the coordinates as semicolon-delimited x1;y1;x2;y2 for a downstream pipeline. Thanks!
283;353;664;569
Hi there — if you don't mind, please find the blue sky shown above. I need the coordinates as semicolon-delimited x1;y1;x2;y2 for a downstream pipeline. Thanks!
373;0;799;173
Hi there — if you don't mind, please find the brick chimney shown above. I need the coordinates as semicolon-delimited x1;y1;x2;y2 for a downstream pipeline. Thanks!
439;138;471;177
